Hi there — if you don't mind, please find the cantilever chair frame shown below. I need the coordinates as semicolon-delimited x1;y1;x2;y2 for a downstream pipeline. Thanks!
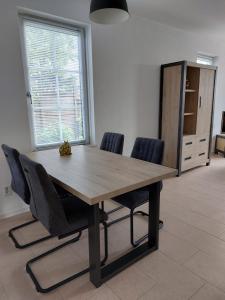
106;138;164;247
9;218;52;249
107;207;163;247
26;223;108;293
20;155;108;294
1;144;53;249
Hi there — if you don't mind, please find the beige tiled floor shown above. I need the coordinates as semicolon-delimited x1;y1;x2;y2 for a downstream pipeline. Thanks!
1;156;225;299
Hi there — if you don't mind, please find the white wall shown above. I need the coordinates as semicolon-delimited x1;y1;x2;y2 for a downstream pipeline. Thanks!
1;0;225;197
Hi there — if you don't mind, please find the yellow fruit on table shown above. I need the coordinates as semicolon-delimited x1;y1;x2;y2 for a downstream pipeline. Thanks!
59;141;72;156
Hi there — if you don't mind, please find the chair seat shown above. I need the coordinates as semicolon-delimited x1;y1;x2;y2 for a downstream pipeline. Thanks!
62;196;108;231
113;189;149;210
113;182;163;210
54;184;72;198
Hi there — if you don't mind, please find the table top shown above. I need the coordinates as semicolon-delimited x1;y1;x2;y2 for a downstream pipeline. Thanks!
28;145;177;205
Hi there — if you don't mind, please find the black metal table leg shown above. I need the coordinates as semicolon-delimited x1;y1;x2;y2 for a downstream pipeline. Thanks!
148;182;160;248
88;204;102;288
88;182;161;287
100;182;161;284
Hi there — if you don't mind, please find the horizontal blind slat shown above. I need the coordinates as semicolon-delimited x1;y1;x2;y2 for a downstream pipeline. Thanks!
24;18;86;147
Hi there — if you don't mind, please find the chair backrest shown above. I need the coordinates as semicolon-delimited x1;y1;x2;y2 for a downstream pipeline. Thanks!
1;144;30;204
100;132;124;155
19;154;68;236
131;137;164;165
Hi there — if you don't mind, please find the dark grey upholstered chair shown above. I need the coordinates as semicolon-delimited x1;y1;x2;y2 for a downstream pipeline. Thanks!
1;144;54;249
1;144;70;249
100;132;124;155
2;145;30;203
20;154;108;294
100;132;125;214
108;138;164;247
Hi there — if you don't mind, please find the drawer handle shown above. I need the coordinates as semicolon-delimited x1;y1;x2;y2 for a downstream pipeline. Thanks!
185;142;192;145
185;156;192;161
200;139;206;142
199;152;206;156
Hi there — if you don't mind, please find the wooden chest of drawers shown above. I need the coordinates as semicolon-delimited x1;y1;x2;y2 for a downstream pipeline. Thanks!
181;135;209;172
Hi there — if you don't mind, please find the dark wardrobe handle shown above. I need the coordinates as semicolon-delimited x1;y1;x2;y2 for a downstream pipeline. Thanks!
199;152;206;157
26;91;32;105
185;142;193;146
200;139;206;142
185;156;192;161
199;96;202;108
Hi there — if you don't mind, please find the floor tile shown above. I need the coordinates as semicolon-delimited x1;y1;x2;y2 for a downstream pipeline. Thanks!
140;281;195;300
161;200;225;237
0;283;8;300
184;251;225;292
59;275;119;300
0;233;33;269
162;212;225;261
136;251;204;299
162;190;225;226
190;284;225;300
159;230;199;264
2;264;41;300
106;265;155;300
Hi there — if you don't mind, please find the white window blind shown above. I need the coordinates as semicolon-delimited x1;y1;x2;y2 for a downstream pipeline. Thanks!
197;54;214;66
22;17;89;148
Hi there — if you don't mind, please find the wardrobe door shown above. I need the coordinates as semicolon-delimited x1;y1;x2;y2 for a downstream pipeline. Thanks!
197;68;215;137
161;64;182;169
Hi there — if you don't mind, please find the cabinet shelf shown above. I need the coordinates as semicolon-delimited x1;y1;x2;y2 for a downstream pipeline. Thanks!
185;89;196;93
184;112;195;116
183;134;196;137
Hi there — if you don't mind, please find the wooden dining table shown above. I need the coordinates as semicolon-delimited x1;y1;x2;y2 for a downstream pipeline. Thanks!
28;145;177;287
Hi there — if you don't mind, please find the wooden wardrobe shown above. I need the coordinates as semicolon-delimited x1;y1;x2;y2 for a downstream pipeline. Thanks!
159;61;217;176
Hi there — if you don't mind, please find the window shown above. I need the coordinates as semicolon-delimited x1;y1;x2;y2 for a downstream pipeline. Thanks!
21;16;89;148
197;54;215;66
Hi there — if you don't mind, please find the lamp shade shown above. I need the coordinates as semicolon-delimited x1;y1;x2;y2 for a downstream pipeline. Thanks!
90;0;130;24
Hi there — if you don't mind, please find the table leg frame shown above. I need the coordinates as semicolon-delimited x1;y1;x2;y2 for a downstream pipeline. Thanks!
88;181;161;287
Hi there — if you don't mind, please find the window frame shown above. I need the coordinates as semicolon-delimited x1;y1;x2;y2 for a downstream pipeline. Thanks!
19;12;92;150
197;53;215;66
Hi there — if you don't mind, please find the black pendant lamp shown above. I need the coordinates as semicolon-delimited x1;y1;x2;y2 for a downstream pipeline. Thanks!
90;0;130;24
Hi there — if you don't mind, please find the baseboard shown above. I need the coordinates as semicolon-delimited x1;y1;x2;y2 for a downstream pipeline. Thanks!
0;193;29;220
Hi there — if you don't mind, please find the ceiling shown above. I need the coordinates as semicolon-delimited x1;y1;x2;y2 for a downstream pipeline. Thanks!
128;0;225;39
